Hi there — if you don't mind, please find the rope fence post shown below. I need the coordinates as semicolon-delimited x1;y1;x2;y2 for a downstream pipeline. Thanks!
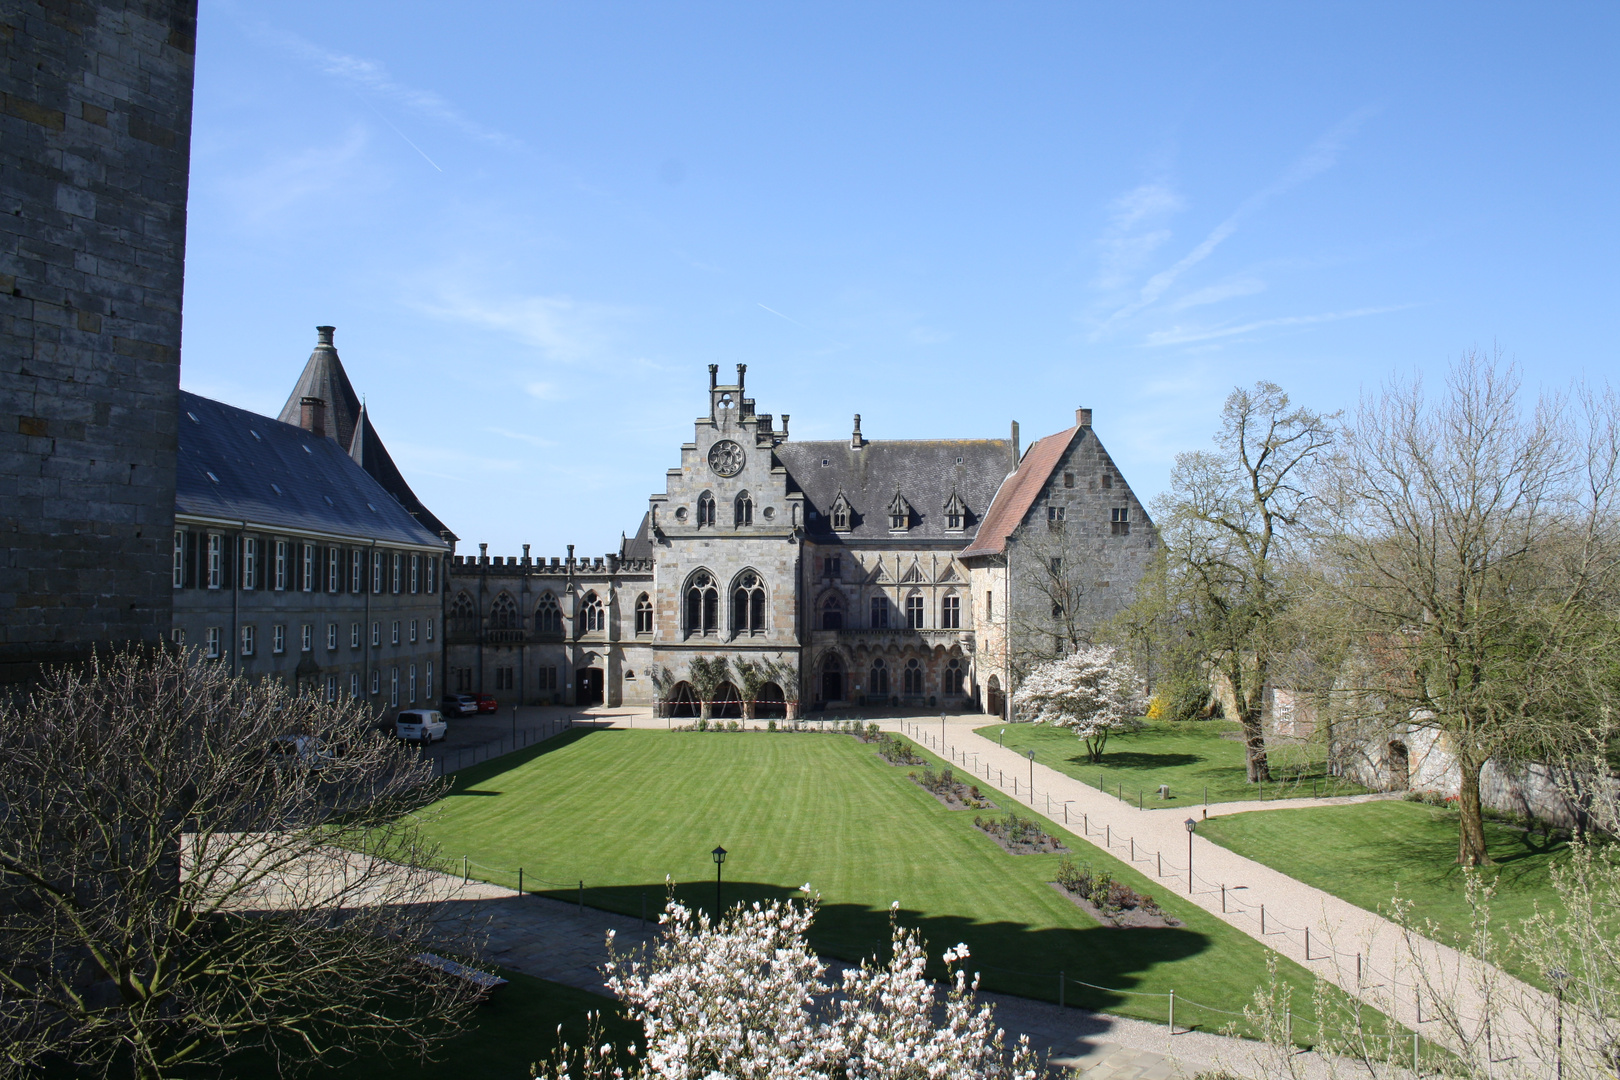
1305;926;1311;960
1221;884;1226;912
1168;989;1175;1036
518;867;523;895
578;880;584;912
1157;851;1162;877
463;854;469;883
1260;905;1265;935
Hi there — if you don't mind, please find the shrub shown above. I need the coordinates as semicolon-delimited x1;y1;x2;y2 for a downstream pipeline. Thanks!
768;719;777;732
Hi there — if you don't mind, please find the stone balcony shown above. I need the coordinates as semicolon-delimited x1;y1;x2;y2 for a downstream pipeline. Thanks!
830;627;973;652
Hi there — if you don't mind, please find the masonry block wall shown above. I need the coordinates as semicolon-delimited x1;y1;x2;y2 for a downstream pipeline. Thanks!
0;1;196;679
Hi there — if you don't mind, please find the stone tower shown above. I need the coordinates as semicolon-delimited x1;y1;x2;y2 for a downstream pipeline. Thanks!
0;2;198;681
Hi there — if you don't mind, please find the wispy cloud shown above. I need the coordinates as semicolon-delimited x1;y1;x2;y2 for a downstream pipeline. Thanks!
758;303;807;327
219;125;370;225
1169;277;1268;311
524;382;563;401
1143;304;1412;347
416;288;638;362
1093;182;1183;290
488;426;557;447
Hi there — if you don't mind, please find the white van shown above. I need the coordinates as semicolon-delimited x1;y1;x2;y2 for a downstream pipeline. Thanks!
395;709;447;745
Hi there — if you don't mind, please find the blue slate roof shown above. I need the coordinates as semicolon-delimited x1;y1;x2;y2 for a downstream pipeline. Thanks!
175;391;449;550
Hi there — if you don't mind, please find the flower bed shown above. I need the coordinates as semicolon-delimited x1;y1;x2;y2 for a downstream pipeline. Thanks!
1052;857;1178;928
973;810;1066;854
910;765;996;810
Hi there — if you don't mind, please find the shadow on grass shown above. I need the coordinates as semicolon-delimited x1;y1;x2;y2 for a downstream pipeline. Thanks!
441;724;611;796
1088;752;1205;770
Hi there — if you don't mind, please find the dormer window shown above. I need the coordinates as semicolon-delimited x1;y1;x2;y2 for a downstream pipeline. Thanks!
830;493;853;532
887;491;913;532
943;491;967;531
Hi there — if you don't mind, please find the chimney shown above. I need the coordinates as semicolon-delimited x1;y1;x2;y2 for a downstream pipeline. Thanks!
1076;407;1092;427
851;413;864;450
522;543;531;565
299;396;327;438
781;413;790;438
736;363;746;389
708;364;719;390
315;325;335;348
1011;421;1020;469
478;542;488;565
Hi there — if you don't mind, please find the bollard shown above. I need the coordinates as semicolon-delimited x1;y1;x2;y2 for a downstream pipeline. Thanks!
1157;851;1162;877
1221;884;1226;912
1139;790;1143;810
1413;1033;1419;1074
518;867;523;895
1356;952;1361;986
463;855;469;883
1305;926;1311;960
1131;837;1135;861
1082;812;1088;835
578;880;584;912
1106;824;1111;847
1168;989;1175;1035
1261;905;1265;935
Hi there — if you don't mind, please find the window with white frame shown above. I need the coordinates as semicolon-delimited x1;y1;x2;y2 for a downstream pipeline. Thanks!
1048;505;1065;522
350;673;360;698
327;548;340;592
372;551;383;593
275;540;288;590
350;549;363;593
206;533;222;589
425;557;436;594
410;618;418;644
409;663;417;703
391;553;401;593
391;620;400;645
273;624;286;654
1111;506;1131;535
326;623;338;651
370;669;379;695
351;622;361;648
325;675;337;702
371;621;380;646
241;537;257;590
172;529;184;588
390;667;399;707
301;624;313;652
301;544;315;591
941;593;961;629
905;593;925;629
410;553;419;593
240;624;255;656
426;617;435;642
170;627;185;646
205;626;222;658
425;661;433;698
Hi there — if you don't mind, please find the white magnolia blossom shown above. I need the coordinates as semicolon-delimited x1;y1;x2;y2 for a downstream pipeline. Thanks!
1013;645;1145;763
537;890;1040;1080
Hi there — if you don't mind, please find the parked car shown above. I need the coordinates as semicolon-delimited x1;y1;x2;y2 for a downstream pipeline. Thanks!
396;709;447;745
474;694;499;714
440;694;477;717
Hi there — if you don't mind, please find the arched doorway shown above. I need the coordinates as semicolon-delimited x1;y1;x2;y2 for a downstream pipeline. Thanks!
713;681;743;719
755;681;786;719
820;653;844;704
577;667;604;706
986;675;1003;718
669;681;699;718
1387;741;1410;791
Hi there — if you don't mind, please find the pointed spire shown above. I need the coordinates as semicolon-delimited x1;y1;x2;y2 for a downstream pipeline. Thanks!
278;325;362;450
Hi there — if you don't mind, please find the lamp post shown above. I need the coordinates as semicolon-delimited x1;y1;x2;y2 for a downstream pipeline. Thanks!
1028;749;1035;793
712;845;728;913
1184;818;1197;894
1549;967;1569;1080
999;728;1005;748
940;713;946;750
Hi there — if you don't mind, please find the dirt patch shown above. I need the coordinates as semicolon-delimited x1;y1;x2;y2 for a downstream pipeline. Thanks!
974;811;1067;854
1049;881;1181;928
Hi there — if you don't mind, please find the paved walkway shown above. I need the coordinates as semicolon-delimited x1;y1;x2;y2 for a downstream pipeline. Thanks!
889;716;1555;1072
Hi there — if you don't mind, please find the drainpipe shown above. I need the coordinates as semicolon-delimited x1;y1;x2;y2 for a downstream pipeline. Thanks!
1004;537;1013;721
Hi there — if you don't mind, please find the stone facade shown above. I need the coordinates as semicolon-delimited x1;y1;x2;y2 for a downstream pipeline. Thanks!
1;1;197;680
447;368;1158;716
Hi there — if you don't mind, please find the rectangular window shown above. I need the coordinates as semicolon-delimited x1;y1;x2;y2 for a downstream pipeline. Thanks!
1049;557;1062;573
425;662;433;699
302;544;315;592
172;529;185;588
326;623;338;651
371;621;381;647
372;551;383;594
206;533;222;589
870;596;890;628
426;617;435;642
986;592;993;619
905;594;925;629
170;627;185;646
275;540;288;590
941;594;961;629
351;549;363;593
205;626;221;659
391;620;400;645
391;553;401;594
410;619;419;644
350;673;360;698
1111;507;1131;536
351;622;361;649
328;548;340;593
425;556;436;595
409;663;418;703
1064;472;1075;489
371;669;380;695
241;537;257;590
273;624;286;654
410;553;420;593
325;675;338;703
240;624;255;656
301;624;313;653
538;666;558;690
1102;473;1113;489
390;667;399;708
823;556;841;577
1047;506;1065;522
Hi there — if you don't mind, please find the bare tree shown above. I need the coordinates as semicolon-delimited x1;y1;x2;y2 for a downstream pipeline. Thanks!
1326;356;1620;865
1153;382;1337;782
0;649;487;1079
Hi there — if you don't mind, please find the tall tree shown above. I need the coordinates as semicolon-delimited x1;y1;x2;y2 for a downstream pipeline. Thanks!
1326;356;1620;866
1155;382;1336;782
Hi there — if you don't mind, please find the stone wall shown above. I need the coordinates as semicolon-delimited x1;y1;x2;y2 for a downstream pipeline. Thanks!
0;1;196;680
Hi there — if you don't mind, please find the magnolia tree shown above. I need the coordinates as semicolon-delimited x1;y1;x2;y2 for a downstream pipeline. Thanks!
1013;645;1145;764
535;889;1041;1080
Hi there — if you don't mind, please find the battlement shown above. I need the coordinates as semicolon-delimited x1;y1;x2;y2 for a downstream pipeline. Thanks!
449;553;654;576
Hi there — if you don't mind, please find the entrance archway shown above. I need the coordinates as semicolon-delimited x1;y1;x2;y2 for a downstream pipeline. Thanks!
713;681;743;719
669;681;699;718
820;653;844;704
576;667;604;706
755;681;786;719
1387;741;1410;791
986;675;1003;718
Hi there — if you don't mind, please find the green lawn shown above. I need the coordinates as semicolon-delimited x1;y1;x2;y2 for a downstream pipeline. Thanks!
976;719;1368;806
1198;799;1575;987
415;726;1335;1033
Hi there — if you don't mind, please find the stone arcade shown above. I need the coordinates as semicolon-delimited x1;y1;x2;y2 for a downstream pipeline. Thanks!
445;366;1159;715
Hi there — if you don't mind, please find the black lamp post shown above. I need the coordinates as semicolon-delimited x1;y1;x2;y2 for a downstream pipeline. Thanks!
1548;966;1569;1080
999;728;1005;748
1184;818;1197;894
1028;749;1035;792
712;845;727;913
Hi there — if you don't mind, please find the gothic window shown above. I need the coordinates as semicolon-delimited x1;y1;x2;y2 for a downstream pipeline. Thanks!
579;591;605;634
820;593;844;630
944;657;965;695
1111;506;1131;535
685;570;719;636
490;592;519;630
940;593;961;629
731;570;766;635
830;493;852;532
903;657;924;696
870;657;889;696
888;491;912;531
734;490;753;527
905;593;925;629
870;595;891;628
536;593;562;635
450;591;476;627
634;593;653;635
697;491;716;527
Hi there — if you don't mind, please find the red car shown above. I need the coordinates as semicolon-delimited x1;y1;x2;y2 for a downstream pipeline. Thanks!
474;694;500;714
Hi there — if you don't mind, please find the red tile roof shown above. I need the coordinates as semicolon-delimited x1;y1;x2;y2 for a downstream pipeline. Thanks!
957;426;1079;558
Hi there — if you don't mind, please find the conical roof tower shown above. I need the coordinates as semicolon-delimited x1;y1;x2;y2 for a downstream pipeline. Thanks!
278;325;362;450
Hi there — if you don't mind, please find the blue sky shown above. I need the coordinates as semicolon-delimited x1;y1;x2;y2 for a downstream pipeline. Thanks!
180;2;1620;556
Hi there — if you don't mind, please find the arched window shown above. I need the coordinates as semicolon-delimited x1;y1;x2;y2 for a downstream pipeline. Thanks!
450;591;475;620
697;491;716;527
820;593;844;630
870;594;891;629
940;592;961;629
490;591;519;630
944;657;965;695
870;657;889;696
579;591;605;633
685;570;719;636
536;593;562;635
905;593;925;629
634;592;653;635
830;493;852;532
903;657;924;695
731;570;766;635
734;490;753;527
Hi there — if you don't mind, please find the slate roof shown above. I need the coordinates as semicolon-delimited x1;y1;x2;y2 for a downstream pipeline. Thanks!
958;425;1079;559
621;512;654;560
176;391;450;550
277;327;362;452
775;439;1014;542
347;404;456;540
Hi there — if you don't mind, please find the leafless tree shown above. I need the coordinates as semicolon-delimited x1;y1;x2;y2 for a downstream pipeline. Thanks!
0;649;488;1079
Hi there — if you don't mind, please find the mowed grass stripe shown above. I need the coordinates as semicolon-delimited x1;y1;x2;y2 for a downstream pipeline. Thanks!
421;728;1331;1028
